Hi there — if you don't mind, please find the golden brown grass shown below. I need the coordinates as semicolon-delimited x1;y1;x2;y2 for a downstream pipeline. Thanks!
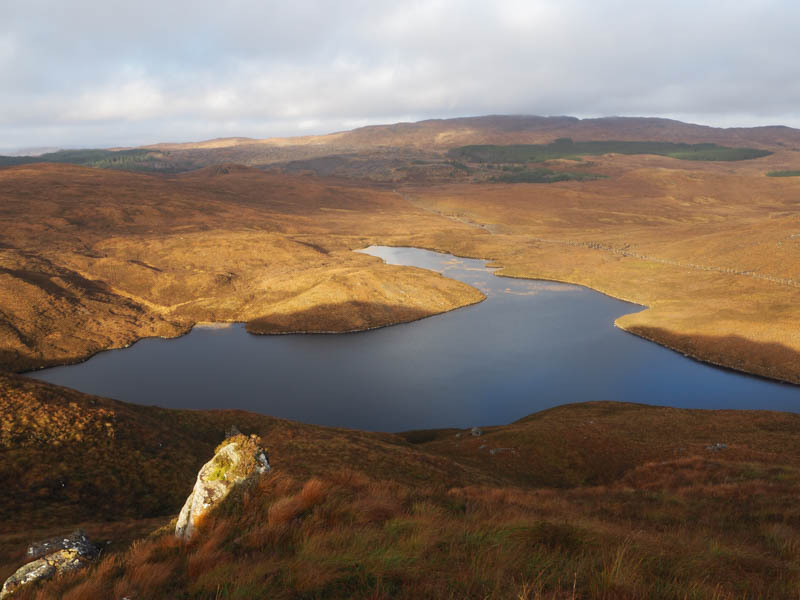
0;371;494;537
0;163;481;372
266;477;328;527
3;133;800;383
4;118;800;596
6;377;800;598
17;466;800;599
3;135;800;384
397;152;800;383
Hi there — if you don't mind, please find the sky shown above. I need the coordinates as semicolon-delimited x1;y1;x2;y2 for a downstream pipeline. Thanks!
2;0;799;151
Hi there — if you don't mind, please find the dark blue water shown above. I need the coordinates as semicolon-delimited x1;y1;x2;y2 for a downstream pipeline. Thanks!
29;246;800;431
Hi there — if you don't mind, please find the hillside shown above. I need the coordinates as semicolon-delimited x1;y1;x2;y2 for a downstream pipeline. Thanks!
3;116;799;178
399;155;800;383
4;375;800;598
0;163;481;372
2;118;800;384
138;115;800;153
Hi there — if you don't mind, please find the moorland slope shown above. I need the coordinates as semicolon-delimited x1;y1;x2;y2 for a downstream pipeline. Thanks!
6;117;800;598
0;163;482;371
2;114;800;385
398;151;800;383
4;375;800;598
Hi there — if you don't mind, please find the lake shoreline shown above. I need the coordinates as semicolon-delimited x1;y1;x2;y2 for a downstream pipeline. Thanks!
23;245;800;393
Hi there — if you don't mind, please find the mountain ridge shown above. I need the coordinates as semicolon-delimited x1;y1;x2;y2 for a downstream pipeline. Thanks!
130;114;800;152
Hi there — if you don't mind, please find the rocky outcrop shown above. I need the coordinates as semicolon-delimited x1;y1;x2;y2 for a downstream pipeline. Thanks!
24;529;99;561
175;434;270;541
1;531;99;599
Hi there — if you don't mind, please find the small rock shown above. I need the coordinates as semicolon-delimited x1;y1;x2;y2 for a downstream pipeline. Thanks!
26;529;98;561
471;427;483;437
2;532;99;599
455;433;462;439
706;443;728;452
479;445;487;450
225;425;243;439
489;448;515;456
255;446;270;475
176;434;270;541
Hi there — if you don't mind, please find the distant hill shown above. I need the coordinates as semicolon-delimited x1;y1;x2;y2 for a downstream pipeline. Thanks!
2;115;798;176
137;115;800;152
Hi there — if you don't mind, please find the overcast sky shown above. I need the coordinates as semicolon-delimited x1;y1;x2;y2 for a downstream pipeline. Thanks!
2;0;799;150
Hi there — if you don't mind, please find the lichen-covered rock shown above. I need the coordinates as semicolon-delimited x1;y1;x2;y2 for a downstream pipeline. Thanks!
175;434;270;541
1;531;99;599
26;529;98;561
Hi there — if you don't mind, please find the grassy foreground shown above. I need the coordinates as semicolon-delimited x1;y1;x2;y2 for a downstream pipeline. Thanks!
4;373;800;599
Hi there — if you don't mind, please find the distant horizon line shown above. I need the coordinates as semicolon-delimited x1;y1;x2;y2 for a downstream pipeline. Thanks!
3;113;798;156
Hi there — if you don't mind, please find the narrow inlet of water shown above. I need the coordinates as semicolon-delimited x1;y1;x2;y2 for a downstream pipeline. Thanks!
28;246;800;431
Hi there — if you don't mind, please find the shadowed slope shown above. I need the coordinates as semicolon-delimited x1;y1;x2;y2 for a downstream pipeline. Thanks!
246;297;483;334
0;373;495;534
618;330;800;385
7;379;800;599
0;164;481;371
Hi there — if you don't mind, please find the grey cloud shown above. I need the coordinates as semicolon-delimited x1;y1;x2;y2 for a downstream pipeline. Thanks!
1;0;799;149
